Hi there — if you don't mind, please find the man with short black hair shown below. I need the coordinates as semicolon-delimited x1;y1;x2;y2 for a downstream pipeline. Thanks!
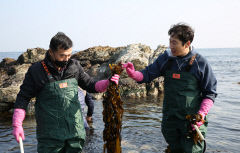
12;32;120;153
123;23;217;153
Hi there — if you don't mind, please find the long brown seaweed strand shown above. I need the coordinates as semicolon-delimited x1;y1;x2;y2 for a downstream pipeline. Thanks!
102;62;124;153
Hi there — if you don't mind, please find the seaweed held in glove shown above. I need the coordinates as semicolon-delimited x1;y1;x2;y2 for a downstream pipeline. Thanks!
186;114;204;144
102;62;124;153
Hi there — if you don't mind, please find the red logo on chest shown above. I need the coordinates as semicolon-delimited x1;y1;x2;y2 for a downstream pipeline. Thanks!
59;82;68;88
172;73;181;79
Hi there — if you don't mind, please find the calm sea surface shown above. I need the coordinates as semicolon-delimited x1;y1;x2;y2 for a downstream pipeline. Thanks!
0;48;240;153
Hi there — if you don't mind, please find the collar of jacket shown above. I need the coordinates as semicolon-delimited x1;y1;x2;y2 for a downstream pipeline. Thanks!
167;48;197;61
43;51;70;73
44;51;58;71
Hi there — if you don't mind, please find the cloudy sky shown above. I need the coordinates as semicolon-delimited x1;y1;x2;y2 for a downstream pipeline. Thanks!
1;0;240;52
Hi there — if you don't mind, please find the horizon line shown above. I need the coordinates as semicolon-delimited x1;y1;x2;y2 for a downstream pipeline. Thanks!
1;46;240;52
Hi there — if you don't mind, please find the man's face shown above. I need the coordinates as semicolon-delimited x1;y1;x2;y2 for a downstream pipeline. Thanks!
169;35;190;57
51;48;72;62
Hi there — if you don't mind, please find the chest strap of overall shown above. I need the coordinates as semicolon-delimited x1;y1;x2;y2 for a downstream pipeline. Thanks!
185;54;198;72
41;61;55;82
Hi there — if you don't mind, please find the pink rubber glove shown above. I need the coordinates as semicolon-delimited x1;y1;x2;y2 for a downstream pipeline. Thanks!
122;62;143;82
110;74;120;85
95;74;120;92
12;108;26;143
192;98;214;130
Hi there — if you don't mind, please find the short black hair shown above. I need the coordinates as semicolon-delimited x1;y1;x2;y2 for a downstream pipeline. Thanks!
168;23;194;45
49;32;73;52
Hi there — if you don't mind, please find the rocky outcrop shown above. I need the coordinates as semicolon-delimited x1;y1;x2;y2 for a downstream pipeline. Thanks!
16;48;47;64
0;48;47;114
71;44;166;98
0;44;167;114
0;58;17;85
111;44;165;98
71;46;126;79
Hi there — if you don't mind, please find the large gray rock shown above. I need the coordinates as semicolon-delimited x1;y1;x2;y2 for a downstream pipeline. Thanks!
0;86;19;103
0;58;16;68
17;48;46;64
72;44;166;98
0;64;31;88
112;44;154;98
0;63;32;112
71;45;126;79
118;44;166;98
0;45;167;114
0;48;46;113
0;58;17;86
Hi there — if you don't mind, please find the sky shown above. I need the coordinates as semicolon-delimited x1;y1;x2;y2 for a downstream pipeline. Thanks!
1;0;240;52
